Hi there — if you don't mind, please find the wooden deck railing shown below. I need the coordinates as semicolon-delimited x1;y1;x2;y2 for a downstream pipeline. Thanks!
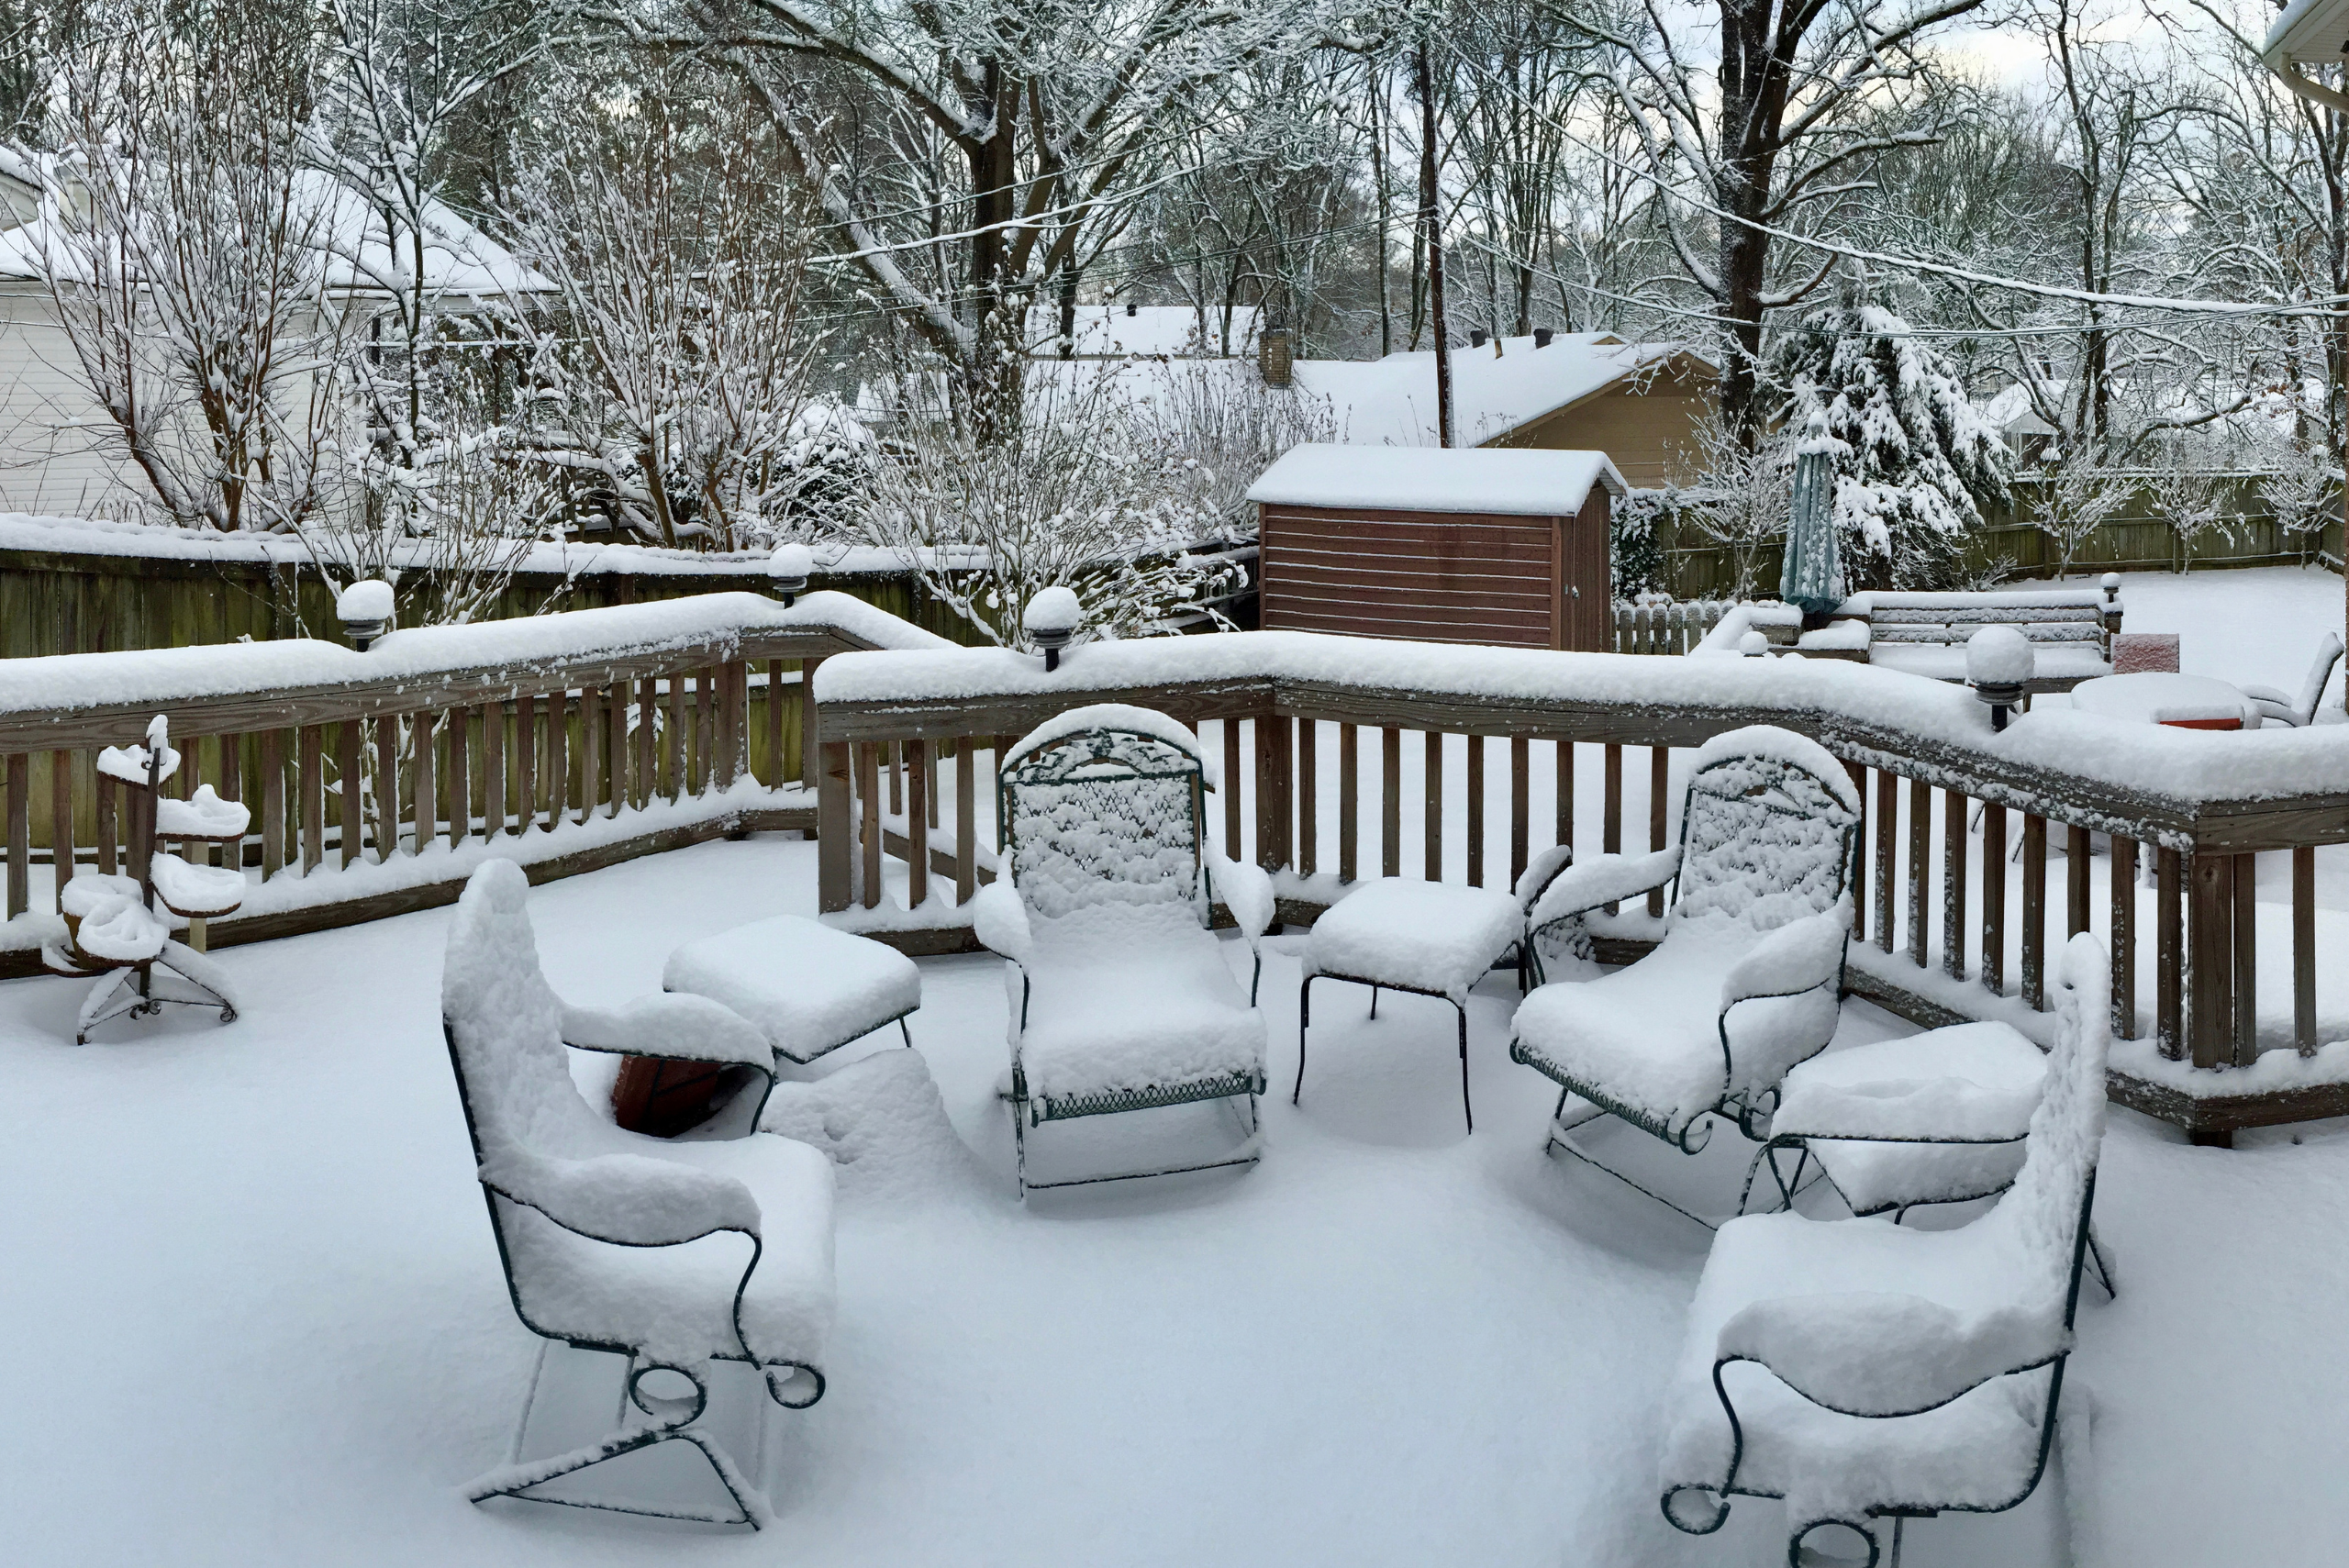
811;633;2349;1145
0;591;946;966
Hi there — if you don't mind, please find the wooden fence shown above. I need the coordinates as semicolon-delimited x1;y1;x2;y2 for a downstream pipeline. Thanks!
6;595;2344;1143
1642;479;2344;601
0;593;945;962
811;636;2349;1145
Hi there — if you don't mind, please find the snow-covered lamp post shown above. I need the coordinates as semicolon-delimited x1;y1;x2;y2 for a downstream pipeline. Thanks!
767;541;813;606
1781;415;1843;631
1967;626;2034;731
337;580;395;651
1024;585;1083;672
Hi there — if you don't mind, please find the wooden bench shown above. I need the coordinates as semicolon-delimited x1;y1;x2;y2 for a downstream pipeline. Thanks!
1843;585;2123;693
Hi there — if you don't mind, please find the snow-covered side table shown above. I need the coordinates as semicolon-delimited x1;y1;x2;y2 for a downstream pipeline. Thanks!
41;716;249;1044
1742;1022;2044;1219
1297;865;1566;1134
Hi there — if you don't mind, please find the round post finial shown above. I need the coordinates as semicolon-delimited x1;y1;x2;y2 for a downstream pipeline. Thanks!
1966;625;2035;730
337;580;395;651
1024;586;1084;673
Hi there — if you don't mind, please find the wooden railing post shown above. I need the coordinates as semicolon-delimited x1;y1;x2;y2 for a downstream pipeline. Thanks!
1297;717;1318;878
1555;737;1573;852
2021;813;2047;1009
1339;724;1359;884
800;657;824;791
1943;788;1968;981
818;738;852;913
1874;769;1896;954
6;752;29;917
50;750;72;907
1423;730;1443;882
1981;802;2006;995
955;743;977;905
261;728;286;877
857;741;883;909
2066;825;2091;937
1465;733;1486;886
444;710;468;850
1256;709;1292;875
2295;846;2318;1057
1906;776;1929;967
1647;747;1669;917
1509;735;1530;889
2157;846;2184;1059
1844;761;1867;943
906;738;929;907
1381;727;1401;876
340;722;364;866
2232;851;2259;1068
2112;836;2137;1039
412;713;436;856
2188;850;2229;1070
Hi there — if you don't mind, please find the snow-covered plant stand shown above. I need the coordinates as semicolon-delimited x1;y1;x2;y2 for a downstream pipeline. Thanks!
41;716;246;1045
972;703;1274;1197
1658;935;2113;1567
440;862;835;1528
1508;727;1859;1225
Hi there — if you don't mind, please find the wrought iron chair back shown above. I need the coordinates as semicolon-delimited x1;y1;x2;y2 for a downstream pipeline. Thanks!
997;727;1209;927
1671;751;1860;930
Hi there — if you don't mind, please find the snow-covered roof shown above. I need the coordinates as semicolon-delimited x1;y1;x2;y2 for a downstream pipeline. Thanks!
1293;335;1711;448
0;166;549;297
1024;304;1259;359
1980;384;2058;437
1247;442;1627;516
2266;0;2349;72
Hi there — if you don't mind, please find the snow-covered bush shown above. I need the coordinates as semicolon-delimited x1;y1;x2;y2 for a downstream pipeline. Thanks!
1776;281;2009;590
1675;411;1793;601
1611;490;1671;599
846;361;1247;647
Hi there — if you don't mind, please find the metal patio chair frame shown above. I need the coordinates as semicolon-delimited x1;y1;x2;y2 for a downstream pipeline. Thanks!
1509;740;1859;1227
1661;939;2115;1568
984;714;1271;1197
441;866;826;1529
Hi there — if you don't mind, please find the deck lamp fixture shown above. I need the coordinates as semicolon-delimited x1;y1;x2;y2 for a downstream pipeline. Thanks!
337;579;395;651
1966;625;2034;730
768;542;813;606
1024;585;1083;672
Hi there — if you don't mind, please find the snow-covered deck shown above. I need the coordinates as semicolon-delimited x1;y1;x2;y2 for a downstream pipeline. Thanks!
5;832;2343;1567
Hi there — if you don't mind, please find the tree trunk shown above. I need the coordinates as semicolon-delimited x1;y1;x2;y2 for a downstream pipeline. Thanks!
1417;40;1453;449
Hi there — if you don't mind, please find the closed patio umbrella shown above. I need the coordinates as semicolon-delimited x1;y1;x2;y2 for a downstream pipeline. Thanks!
1781;414;1844;629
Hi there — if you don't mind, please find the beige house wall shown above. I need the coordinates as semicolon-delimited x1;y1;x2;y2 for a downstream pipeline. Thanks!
1485;354;1715;489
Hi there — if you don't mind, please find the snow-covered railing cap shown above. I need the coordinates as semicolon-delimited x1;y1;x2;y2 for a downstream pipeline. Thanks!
1244;443;1628;517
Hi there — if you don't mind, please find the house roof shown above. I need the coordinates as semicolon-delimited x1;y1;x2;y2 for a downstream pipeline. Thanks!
1292;334;1712;448
1247;442;1627;517
0;162;549;297
1024;303;1259;358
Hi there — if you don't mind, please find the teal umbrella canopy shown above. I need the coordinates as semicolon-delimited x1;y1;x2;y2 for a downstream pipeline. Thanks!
1782;425;1844;620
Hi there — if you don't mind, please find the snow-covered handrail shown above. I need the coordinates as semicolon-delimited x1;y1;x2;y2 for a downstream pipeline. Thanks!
810;629;2347;844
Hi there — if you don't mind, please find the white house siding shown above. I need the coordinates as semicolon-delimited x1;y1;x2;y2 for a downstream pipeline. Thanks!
0;285;143;518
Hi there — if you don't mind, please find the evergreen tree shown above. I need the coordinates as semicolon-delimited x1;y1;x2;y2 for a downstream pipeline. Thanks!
1777;278;2009;589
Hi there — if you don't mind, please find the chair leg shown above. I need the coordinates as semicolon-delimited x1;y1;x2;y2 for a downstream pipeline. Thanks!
1456;1003;1473;1133
1368;984;1378;1020
1012;1101;1030;1203
898;1018;914;1049
1294;976;1312;1106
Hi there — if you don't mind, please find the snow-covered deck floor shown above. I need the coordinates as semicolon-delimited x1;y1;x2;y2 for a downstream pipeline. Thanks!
6;832;2344;1567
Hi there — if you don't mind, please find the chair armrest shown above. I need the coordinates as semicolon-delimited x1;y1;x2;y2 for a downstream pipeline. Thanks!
1513;843;1575;909
1715;1290;2066;1418
2239;683;2291;706
1527;846;1683;929
1720;902;1850;1009
971;881;1033;963
481;1148;763;1247
1205;846;1275;947
562;995;774;1073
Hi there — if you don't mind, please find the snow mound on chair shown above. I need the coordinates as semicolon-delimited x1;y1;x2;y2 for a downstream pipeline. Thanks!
762;1050;981;1207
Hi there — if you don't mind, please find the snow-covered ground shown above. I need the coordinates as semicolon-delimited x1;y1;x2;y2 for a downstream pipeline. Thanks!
6;832;2347;1567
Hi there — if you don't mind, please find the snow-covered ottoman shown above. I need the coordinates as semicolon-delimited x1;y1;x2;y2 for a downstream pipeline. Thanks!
1297;877;1531;1132
1745;1021;2045;1218
665;915;923;1065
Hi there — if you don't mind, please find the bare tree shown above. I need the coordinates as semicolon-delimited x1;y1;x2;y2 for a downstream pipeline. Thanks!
31;17;351;533
512;78;824;550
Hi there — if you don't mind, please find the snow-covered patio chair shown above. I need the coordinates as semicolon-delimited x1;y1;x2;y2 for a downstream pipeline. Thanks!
440;861;835;1527
2243;631;2342;728
1659;935;2112;1567
1508;727;1858;1218
971;703;1274;1197
1293;846;1574;1132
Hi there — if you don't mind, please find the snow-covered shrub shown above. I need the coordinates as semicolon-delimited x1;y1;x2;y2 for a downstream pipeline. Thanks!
846;361;1247;647
1776;281;2009;590
1612;490;1671;599
1675;412;1793;601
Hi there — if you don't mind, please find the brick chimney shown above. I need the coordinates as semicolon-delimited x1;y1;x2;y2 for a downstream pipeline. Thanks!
1258;324;1293;388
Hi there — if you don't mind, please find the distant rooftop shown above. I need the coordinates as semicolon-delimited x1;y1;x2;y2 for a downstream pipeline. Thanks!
1024;303;1260;359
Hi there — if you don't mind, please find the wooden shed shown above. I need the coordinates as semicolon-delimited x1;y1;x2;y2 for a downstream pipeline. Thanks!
1246;445;1627;650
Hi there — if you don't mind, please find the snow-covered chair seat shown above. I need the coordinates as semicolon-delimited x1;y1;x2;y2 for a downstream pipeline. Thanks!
1659;936;2110;1565
441;861;836;1527
1509;727;1859;1173
1295;851;1571;1132
1746;1022;2045;1218
2242;632;2343;728
973;704;1273;1196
